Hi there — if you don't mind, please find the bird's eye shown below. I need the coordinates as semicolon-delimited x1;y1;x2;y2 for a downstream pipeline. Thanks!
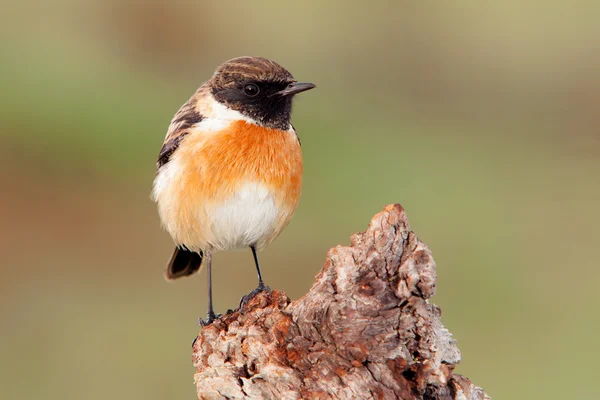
243;83;260;97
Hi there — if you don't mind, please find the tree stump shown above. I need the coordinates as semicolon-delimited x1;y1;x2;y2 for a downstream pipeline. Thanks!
192;204;490;399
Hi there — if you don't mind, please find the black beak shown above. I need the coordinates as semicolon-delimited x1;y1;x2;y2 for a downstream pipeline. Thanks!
276;82;316;97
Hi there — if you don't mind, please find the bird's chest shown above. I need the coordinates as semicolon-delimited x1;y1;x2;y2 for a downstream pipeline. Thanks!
182;120;303;204
154;120;303;250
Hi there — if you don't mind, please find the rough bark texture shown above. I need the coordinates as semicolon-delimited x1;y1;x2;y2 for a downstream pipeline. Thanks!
192;204;490;400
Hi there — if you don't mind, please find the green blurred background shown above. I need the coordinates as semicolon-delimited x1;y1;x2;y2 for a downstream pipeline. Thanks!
2;1;599;399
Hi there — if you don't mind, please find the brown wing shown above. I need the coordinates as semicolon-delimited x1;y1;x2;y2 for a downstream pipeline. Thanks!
157;134;187;168
156;100;204;169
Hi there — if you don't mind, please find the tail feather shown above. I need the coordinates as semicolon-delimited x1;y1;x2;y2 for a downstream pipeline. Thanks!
165;247;203;280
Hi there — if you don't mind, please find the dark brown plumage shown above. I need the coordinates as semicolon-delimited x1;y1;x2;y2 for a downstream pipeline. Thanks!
211;57;295;89
165;247;203;280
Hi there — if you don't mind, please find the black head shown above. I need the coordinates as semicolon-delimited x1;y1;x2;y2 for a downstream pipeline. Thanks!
209;57;315;130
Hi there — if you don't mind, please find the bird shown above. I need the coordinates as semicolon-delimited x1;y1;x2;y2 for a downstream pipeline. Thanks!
152;56;315;325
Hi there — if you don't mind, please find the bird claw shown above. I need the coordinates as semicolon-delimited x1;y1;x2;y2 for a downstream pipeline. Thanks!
239;283;271;310
198;312;221;327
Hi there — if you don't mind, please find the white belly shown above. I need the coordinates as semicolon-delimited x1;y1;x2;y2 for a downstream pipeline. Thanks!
208;182;279;251
153;157;284;253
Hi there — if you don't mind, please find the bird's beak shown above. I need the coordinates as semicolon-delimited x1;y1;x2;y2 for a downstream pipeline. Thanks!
276;82;316;97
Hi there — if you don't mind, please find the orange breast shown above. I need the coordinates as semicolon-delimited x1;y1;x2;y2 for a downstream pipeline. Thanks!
155;120;303;250
179;120;303;209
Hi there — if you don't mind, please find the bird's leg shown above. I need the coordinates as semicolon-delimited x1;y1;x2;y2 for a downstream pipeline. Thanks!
251;245;267;290
198;251;219;326
239;245;271;309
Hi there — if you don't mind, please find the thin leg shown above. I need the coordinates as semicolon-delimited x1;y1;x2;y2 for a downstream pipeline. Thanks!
207;251;215;321
251;245;265;289
239;246;270;310
199;252;216;326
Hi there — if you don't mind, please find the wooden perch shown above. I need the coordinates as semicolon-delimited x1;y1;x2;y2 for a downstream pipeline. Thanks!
192;204;490;399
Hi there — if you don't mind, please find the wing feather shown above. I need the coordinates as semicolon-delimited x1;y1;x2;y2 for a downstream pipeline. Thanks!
156;100;204;169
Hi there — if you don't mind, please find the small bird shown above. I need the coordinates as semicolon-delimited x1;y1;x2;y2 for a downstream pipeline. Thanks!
152;56;315;324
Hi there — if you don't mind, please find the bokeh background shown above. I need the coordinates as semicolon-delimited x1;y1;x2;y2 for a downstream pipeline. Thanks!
2;1;599;399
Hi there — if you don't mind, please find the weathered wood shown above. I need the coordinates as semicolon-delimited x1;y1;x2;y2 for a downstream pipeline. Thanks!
192;204;490;399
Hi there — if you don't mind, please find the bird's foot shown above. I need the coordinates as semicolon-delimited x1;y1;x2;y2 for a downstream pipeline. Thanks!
239;283;271;310
198;311;221;327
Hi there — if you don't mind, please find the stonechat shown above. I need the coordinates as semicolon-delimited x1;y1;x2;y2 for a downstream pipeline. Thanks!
152;56;315;324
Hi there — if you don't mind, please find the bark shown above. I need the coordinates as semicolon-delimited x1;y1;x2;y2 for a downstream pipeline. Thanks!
192;204;491;400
